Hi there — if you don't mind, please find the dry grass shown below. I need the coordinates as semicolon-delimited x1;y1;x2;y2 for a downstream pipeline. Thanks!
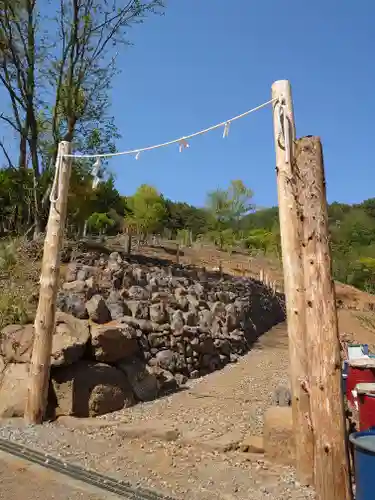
0;237;40;329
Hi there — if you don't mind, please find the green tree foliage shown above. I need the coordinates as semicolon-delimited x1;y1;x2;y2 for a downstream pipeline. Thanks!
125;184;167;235
164;200;209;237
87;213;115;234
206;180;254;230
243;201;375;293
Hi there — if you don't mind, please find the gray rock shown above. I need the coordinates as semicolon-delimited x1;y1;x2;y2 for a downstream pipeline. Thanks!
0;313;89;367
176;296;189;311
57;292;88;319
133;267;147;285
65;262;79;282
155;349;175;371
225;303;239;332
0;324;35;363
151;291;173;303
214;338;232;356
154;349;186;373
148;332;167;349
108;252;122;272
106;290;125;320
128;286;150;301
187;294;199;309
0;363;29;417
184;310;198;326
188;283;204;297
175;373;188;386
62;280;86;293
98;268;112;290
211;301;226;321
117;359;158;402
202;354;221;371
86;294;111;324
171;310;184;334
215;291;230;303
126;300;149;320
149;303;167;324
199;309;213;328
174;287;187;299
149;366;178;394
51;313;90;366
91;321;138;363
77;265;97;281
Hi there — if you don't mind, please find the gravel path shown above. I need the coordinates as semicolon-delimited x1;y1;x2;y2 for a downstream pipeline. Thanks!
0;323;315;500
96;322;290;439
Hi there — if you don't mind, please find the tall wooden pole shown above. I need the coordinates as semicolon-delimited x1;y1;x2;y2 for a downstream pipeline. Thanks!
297;136;352;500
271;80;314;485
25;141;73;424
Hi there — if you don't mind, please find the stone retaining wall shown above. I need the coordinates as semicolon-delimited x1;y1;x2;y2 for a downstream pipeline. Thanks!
0;250;285;418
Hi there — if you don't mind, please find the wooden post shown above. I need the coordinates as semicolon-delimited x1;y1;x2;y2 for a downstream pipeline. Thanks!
25;141;73;424
176;242;180;264
297;136;352;500
271;80;314;484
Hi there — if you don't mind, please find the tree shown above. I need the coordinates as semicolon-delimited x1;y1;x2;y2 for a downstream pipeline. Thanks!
87;212;115;235
0;0;44;234
0;0;164;236
125;184;167;235
44;0;163;163
206;179;254;230
164;200;209;237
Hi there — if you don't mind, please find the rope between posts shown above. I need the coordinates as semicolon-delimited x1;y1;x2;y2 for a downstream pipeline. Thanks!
49;153;63;204
61;97;278;160
275;98;292;164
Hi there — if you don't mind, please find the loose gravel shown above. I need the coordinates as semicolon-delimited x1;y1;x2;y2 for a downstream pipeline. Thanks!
0;323;315;500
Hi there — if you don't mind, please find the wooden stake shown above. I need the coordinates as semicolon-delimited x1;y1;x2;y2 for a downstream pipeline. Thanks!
25;141;73;424
176;242;180;264
297;136;352;500
271;80;314;485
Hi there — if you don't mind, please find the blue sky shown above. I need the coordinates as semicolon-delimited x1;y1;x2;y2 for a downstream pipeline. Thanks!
1;1;374;209
106;0;374;208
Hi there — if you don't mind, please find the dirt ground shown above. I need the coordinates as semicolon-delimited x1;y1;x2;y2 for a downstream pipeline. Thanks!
0;452;117;500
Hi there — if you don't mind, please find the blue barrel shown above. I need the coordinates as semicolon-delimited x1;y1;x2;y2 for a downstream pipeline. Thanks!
350;430;375;500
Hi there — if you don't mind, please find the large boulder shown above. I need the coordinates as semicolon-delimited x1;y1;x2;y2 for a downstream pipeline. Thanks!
86;294;111;324
117;358;158;402
91;321;139;362
51;361;135;417
0;324;34;363
0;363;29;417
0;312;90;366
51;313;90;366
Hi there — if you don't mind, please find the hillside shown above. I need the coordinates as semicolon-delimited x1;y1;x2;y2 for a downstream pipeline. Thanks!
2;236;374;352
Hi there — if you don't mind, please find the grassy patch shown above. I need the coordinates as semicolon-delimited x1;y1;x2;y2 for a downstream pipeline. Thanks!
0;288;29;329
0;239;17;271
0;237;40;329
